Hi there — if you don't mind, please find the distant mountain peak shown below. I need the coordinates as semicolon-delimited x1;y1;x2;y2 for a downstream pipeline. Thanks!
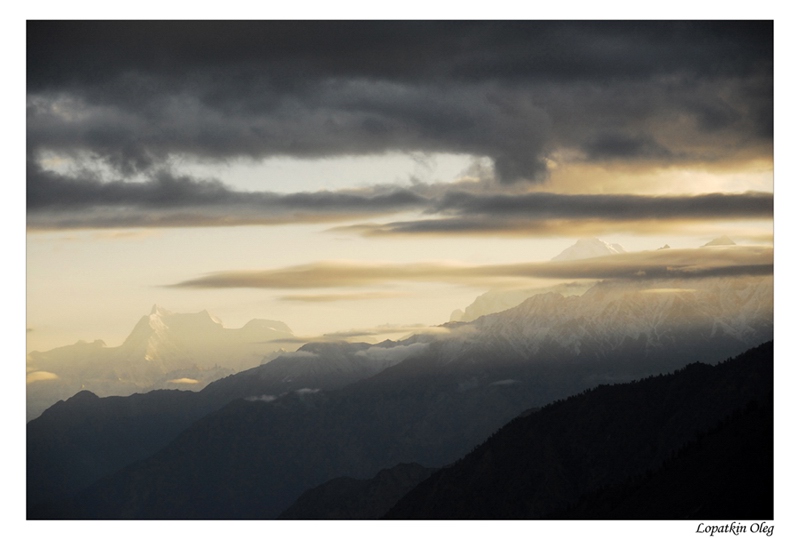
26;306;297;421
146;305;222;327
552;238;626;262
150;304;171;316
703;235;736;247
67;390;99;402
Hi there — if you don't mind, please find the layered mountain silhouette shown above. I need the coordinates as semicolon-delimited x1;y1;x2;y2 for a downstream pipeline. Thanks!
26;306;295;420
385;341;773;519
27;339;414;511
28;272;772;519
276;342;773;520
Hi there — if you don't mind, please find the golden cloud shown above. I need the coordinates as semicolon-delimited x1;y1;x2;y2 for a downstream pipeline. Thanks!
172;246;773;290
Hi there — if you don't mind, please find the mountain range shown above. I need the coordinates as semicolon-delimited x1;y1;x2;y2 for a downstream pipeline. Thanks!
386;341;772;519
27;338;416;510
270;342;772;519
451;237;624;322
26;305;295;420
27;266;773;518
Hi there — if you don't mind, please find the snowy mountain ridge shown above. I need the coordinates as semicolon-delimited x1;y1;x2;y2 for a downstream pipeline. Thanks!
26;307;296;420
442;275;773;365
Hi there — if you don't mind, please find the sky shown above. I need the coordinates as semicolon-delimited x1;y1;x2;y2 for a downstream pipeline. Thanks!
25;20;774;352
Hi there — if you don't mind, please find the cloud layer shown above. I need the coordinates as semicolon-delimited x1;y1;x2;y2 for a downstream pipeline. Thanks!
27;160;772;234
171;246;773;290
340;191;773;237
28;21;773;228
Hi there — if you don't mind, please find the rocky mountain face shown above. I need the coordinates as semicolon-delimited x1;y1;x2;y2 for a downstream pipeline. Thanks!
25;306;295;420
454;275;773;369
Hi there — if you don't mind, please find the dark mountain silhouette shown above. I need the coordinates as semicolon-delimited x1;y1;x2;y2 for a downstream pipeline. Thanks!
35;340;772;520
46;355;542;519
199;340;419;403
27;340;409;513
385;342;773;519
278;463;435;519
27;389;213;514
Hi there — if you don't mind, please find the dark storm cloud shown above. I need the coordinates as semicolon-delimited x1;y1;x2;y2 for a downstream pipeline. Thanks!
26;21;772;91
27;81;552;182
583;132;673;160
27;159;424;211
27;20;773;191
27;159;234;209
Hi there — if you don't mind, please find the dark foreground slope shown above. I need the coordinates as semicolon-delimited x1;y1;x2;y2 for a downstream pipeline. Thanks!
548;398;773;519
278;463;436;520
386;341;773;519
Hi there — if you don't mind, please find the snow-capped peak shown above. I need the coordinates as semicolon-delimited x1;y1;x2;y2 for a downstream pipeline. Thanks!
150;304;172;316
703;235;736;247
551;238;626;262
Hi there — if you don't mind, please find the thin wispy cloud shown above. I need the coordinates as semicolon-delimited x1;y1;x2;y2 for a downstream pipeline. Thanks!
331;191;773;238
170;246;773;290
269;325;451;345
279;292;410;303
